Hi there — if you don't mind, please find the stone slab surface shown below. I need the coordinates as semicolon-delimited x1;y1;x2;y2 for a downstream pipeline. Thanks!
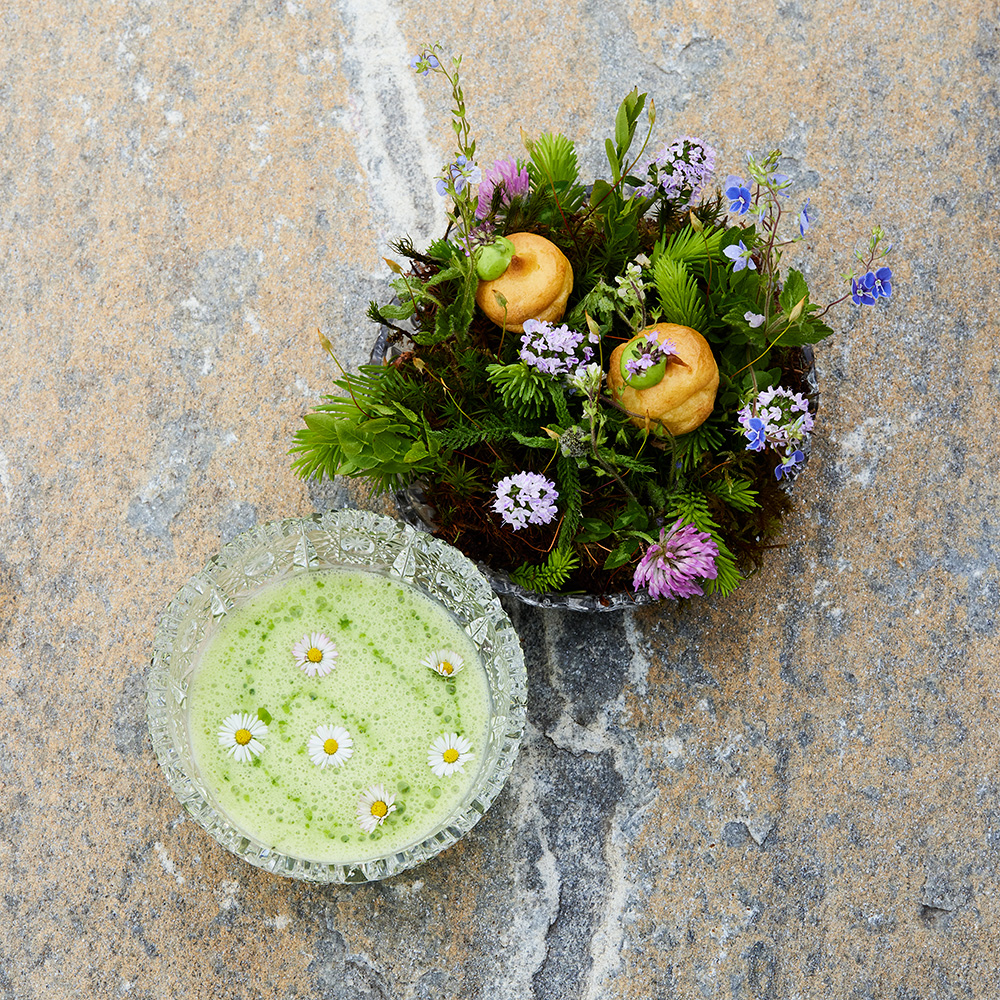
1;1;998;997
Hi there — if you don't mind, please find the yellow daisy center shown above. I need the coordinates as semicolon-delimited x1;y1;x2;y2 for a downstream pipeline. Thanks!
441;660;454;675
307;647;324;663
442;748;460;763
370;800;388;819
234;728;252;746
323;738;339;755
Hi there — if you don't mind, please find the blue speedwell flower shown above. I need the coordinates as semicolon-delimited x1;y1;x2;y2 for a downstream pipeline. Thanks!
410;54;440;75
723;240;756;272
724;175;752;214
851;272;878;306
798;198;813;236
436;155;482;196
871;266;893;298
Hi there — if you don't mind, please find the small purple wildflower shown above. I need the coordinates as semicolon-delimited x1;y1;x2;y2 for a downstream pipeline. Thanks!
475;158;531;219
637;137;717;205
410;54;440;76
723;240;756;272
492;471;559;531
798;198;813;236
737;386;814;476
520;319;600;380
623;331;677;381
632;518;720;601
724;175;752;215
851;272;877;306
775;449;805;481
744;311;765;329
436;155;482;197
871;266;893;298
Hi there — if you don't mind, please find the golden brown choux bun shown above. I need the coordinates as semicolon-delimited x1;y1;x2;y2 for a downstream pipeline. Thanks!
607;323;719;436
475;232;573;333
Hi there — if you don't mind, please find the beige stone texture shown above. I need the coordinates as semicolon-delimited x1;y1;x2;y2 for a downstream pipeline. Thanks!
1;0;998;997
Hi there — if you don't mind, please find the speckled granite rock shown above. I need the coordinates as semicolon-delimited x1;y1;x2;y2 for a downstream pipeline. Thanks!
2;1;998;998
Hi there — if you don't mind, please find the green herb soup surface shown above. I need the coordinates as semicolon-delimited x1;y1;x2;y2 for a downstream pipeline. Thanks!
188;568;490;863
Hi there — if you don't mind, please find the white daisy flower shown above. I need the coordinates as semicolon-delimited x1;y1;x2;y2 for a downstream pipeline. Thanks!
292;632;338;677
357;784;396;834
307;725;354;769
218;712;268;764
427;733;474;777
422;649;465;677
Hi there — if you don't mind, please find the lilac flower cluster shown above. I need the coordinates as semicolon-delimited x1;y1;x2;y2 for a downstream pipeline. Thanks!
436;155;482;196
475;157;530;219
737;385;814;481
624;331;677;380
851;267;893;306
636;137;716;206
520;319;600;379
632;518;720;601
492;471;559;530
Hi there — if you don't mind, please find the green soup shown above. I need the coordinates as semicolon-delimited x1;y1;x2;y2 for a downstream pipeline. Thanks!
187;568;491;863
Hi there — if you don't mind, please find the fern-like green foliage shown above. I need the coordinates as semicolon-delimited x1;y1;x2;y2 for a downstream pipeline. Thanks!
667;490;742;597
486;362;550;416
555;455;583;546
670;416;728;473
526;132;579;188
653;257;708;331
510;546;581;594
290;365;443;492
705;475;759;513
654;225;725;267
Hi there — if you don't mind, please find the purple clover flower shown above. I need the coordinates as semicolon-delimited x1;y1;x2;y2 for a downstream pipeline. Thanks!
637;137;717;205
632;518;720;601
723;240;756;272
492;471;559;531
475;158;531;219
724;175;752;215
736;386;814;477
436;155;483;197
520;319;600;380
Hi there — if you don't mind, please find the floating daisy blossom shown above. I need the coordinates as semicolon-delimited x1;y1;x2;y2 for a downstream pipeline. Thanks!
307;725;354;769
423;649;465;677
218;712;268;764
357;784;397;834
292;632;338;678
428;733;474;777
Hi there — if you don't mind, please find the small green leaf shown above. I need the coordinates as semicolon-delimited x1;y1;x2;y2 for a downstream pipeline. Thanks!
257;707;272;726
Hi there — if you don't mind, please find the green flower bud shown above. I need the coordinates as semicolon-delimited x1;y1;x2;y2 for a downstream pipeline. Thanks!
475;236;515;281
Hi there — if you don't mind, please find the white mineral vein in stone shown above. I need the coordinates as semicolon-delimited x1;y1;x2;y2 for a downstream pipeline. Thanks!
0;449;10;504
153;841;185;885
336;0;447;261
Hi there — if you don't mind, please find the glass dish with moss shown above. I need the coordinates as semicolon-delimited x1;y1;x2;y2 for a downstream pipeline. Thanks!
291;48;893;609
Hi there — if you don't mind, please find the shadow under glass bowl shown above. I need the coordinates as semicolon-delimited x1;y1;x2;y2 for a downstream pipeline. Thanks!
146;509;527;883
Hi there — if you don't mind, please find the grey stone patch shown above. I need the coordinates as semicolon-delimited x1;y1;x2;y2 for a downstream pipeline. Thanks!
126;413;219;557
112;670;147;756
920;867;972;915
744;939;777;994
306;926;394;999
218;502;258;545
547;611;632;728
722;821;749;848
166;246;262;389
745;815;775;847
307;475;354;514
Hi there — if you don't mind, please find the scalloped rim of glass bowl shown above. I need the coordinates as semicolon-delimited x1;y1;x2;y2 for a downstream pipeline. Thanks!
146;509;527;883
373;328;818;612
